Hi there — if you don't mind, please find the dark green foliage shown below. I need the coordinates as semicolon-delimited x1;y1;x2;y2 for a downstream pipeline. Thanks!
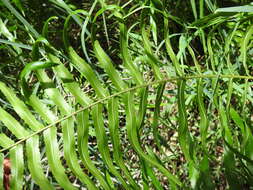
0;0;253;189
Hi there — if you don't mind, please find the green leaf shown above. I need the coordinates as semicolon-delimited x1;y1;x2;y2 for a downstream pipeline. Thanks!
0;153;3;190
0;82;44;131
10;145;24;190
77;110;111;190
216;5;253;13
126;91;182;187
92;104;128;189
0;107;30;138
26;136;55;190
108;98;139;189
94;40;127;91
1;0;39;38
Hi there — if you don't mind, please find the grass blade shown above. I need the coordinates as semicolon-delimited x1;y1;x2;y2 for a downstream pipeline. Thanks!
1;0;39;38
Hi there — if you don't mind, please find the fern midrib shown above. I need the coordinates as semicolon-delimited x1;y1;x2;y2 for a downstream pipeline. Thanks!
0;74;252;153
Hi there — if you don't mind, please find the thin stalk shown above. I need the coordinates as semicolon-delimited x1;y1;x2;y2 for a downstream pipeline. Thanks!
1;74;253;152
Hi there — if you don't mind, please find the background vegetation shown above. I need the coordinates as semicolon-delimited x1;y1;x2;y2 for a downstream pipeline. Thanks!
0;0;253;189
